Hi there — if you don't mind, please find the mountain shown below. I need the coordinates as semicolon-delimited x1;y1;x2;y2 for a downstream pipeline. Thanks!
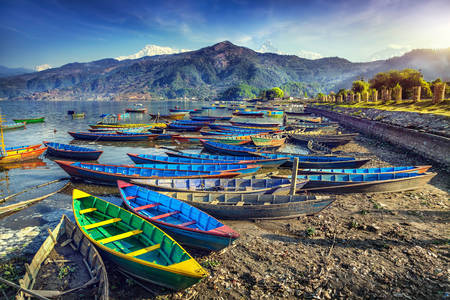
0;42;448;100
116;45;190;61
0;65;34;78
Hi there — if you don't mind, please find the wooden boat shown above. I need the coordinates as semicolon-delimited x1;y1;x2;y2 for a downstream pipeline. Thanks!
174;120;212;126
89;123;162;129
289;133;358;148
72;112;86;119
17;215;109;300
43;141;103;160
68;131;157;141
131;178;308;195
126;103;147;113
230;121;280;128
298;166;432;175
55;160;239;184
263;153;370;169
201;140;266;157
0;146;47;164
0;122;26;130
191;116;232;121
118;181;239;251
209;124;280;132
73;189;208;290
13;117;45;123
274;172;437;193
251;136;286;147
159;192;336;220
232;111;264;117
307;140;334;154
169;108;197;113
150;113;186;120
5;144;42;154
166;152;290;167
131;162;261;175
168;123;202;132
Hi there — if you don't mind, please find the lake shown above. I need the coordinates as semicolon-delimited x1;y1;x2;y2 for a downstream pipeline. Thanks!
0;99;306;258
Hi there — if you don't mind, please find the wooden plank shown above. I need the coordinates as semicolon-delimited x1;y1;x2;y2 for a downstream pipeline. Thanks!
127;244;160;257
151;211;180;220
290;157;299;196
97;230;142;244
79;208;97;214
178;220;196;227
83;218;121;230
133;203;160;211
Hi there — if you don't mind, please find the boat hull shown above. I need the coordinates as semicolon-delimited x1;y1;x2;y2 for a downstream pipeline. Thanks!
44;142;103;160
0;147;47;164
69;132;156;141
13;117;45;123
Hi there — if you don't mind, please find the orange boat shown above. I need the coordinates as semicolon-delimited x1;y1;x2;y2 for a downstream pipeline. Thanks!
0;146;47;164
5;144;42;155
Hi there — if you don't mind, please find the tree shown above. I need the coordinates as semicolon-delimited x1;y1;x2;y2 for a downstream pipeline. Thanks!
352;80;369;94
270;87;284;99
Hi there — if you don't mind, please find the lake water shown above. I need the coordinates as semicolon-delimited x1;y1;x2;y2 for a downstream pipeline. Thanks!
0;100;307;258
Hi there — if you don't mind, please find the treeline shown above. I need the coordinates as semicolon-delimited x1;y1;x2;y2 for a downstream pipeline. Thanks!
318;69;449;103
219;81;324;100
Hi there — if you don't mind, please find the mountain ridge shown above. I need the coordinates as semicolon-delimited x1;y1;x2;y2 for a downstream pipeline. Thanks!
0;41;449;100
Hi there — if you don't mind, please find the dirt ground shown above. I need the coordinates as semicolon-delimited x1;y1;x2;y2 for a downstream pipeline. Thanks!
104;136;449;300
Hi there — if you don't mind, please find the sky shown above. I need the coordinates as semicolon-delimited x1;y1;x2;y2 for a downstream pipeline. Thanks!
1;0;449;69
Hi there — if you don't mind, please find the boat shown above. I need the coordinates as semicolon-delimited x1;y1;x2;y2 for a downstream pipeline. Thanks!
0;122;26;130
273;172;437;193
230;121;280;128
297;166;432;175
13;117;45;123
263;153;370;169
131;178;308;195
201;140;266;156
251;136;286;147
5;144;42;153
167;123;202;132
174;120;212;126
289;133;359;148
209;124;280;132
55;160;239;184
43;141;103;160
73;189;208;290
307;140;334;154
126;103;147;113
129;162;262;175
17;215;109;300
72;112;86;119
166;152;290;167
68;131;158;141
232;111;264;117
169;108;197;113
0;146;47;164
150;113;186;120
199;130;265;136
158;192;336;220
118;181;239;251
89;123;162;129
191;116;232;121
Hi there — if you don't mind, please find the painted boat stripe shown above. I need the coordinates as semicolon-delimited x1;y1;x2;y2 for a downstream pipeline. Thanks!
127;244;161;257
97;230;142;244
83;218;121;230
79;208;97;214
134;203;161;211
151;210;180;220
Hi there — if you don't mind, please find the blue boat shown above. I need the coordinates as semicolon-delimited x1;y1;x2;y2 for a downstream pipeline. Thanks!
201;140;264;156
173;120;212;125
128;160;261;175
191;116;232;121
298;166;431;175
230;121;280;128
55;160;239;184
130;178;306;195
274;172;436;193
200;131;253;136
209;124;275;132
169;108;197;113
118;181;239;251
165;152;290;167
43;141;103;160
68;132;157;141
167;123;202;132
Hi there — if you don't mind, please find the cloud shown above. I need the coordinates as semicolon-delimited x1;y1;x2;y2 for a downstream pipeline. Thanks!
116;44;190;60
35;64;51;71
255;40;323;59
296;50;323;60
367;45;413;61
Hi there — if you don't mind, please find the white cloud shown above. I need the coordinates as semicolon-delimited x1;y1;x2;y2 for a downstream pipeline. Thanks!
255;40;284;54
367;45;413;61
35;64;51;71
116;45;190;61
255;40;323;60
296;50;323;60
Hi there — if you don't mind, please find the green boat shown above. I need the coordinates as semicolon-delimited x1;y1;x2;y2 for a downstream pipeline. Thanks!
72;189;208;290
0;122;26;130
13;117;45;123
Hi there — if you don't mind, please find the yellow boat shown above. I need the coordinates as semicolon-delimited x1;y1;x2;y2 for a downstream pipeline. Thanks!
89;123;167;129
0;147;47;164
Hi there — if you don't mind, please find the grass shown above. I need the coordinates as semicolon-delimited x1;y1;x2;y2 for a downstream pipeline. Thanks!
316;99;450;117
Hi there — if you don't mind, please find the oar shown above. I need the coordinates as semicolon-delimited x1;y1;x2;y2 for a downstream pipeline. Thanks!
154;145;183;154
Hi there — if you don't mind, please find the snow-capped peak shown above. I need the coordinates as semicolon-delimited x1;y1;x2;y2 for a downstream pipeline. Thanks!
116;44;190;61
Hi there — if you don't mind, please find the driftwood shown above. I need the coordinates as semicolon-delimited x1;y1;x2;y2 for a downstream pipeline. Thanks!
0;277;50;300
0;178;68;204
0;182;69;217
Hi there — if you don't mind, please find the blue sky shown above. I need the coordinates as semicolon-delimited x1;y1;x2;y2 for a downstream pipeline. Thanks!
1;0;449;69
